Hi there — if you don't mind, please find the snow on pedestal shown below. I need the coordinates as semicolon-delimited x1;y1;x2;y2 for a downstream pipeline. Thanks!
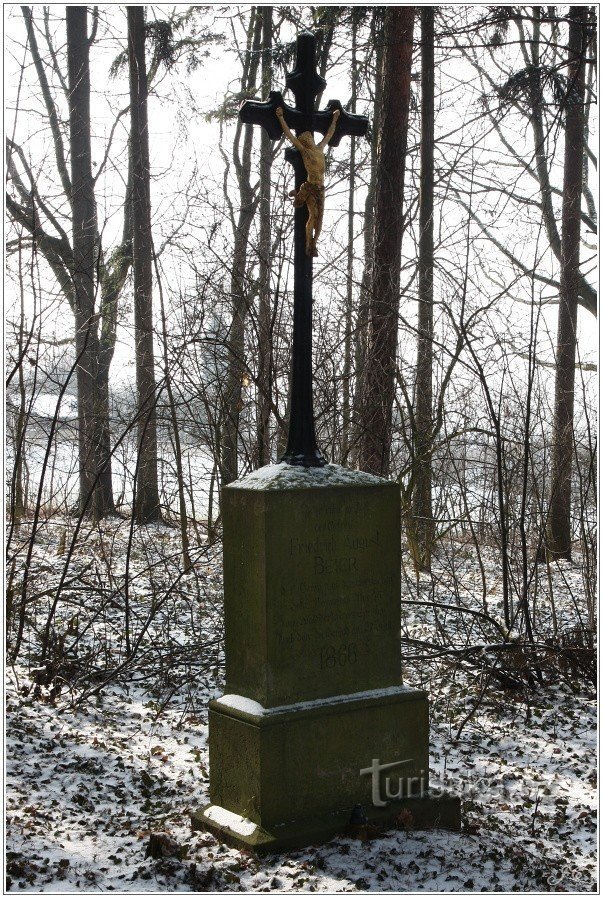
229;462;387;490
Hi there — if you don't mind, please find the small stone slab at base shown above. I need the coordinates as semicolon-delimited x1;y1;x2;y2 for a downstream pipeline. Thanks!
191;792;461;855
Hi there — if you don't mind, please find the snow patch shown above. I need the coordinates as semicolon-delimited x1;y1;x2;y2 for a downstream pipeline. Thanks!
228;462;388;490
216;684;410;718
216;694;265;716
205;805;257;836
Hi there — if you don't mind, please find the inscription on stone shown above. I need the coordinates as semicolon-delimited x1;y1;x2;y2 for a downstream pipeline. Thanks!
222;481;402;706
265;486;400;704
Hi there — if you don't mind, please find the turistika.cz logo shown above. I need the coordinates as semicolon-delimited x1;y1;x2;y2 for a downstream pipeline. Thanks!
360;758;431;806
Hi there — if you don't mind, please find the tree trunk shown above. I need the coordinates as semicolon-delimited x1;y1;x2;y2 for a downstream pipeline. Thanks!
547;6;587;560
128;5;161;523
221;173;256;485
221;8;262;486
256;5;273;468
13;240;27;525
409;6;435;572
358;7;415;477
67;5;105;520
96;351;116;514
526;8;562;262
351;10;384;464
96;151;134;516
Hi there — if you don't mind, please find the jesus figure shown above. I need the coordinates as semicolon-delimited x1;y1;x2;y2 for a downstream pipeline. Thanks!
275;106;340;257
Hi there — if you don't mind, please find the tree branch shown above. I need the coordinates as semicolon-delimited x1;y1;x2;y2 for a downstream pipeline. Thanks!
7;138;71;247
7;193;75;310
21;5;71;200
43;6;68;97
453;191;597;316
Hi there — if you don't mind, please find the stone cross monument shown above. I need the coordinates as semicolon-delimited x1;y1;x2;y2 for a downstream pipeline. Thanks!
192;31;460;853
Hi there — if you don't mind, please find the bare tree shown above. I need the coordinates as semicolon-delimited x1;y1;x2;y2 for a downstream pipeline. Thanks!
352;9;384;464
548;6;589;559
454;8;597;318
409;6;436;572
7;6;134;517
359;7;416;476
67;6;107;520
220;8;262;485
128;5;161;522
255;5;273;468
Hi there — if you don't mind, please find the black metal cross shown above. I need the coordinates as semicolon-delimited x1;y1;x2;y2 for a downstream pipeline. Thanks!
240;31;369;467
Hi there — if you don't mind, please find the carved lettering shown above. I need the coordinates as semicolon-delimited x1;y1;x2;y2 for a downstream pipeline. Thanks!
343;531;380;550
320;643;358;669
313;555;358;575
290;535;336;556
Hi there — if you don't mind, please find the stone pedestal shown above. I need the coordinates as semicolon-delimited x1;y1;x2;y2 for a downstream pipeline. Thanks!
192;465;460;852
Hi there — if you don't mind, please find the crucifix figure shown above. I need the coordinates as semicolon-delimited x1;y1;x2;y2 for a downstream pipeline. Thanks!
276;105;340;257
240;30;368;467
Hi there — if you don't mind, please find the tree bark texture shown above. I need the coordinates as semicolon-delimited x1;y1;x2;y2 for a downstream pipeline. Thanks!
256;5;273;468
67;5;106;519
410;5;435;572
128;5;161;523
351;10;384;463
221;8;262;486
548;6;587;560
358;7;415;477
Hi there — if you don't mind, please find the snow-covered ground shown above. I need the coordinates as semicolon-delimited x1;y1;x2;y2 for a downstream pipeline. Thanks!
5;521;597;892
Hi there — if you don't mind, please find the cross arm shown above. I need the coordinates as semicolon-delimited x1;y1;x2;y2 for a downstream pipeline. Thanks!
239;90;287;140
239;92;369;148
313;100;369;148
239;91;327;139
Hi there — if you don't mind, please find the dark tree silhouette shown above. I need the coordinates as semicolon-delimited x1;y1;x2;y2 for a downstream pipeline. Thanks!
67;6;107;519
409;6;436;572
548;6;589;559
359;7;416;476
128;5;161;523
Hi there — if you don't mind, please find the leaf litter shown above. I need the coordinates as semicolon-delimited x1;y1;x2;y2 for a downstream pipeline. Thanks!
5;522;597;892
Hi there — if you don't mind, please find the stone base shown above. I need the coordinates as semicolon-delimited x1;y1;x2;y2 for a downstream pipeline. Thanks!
191;793;461;855
191;685;461;853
